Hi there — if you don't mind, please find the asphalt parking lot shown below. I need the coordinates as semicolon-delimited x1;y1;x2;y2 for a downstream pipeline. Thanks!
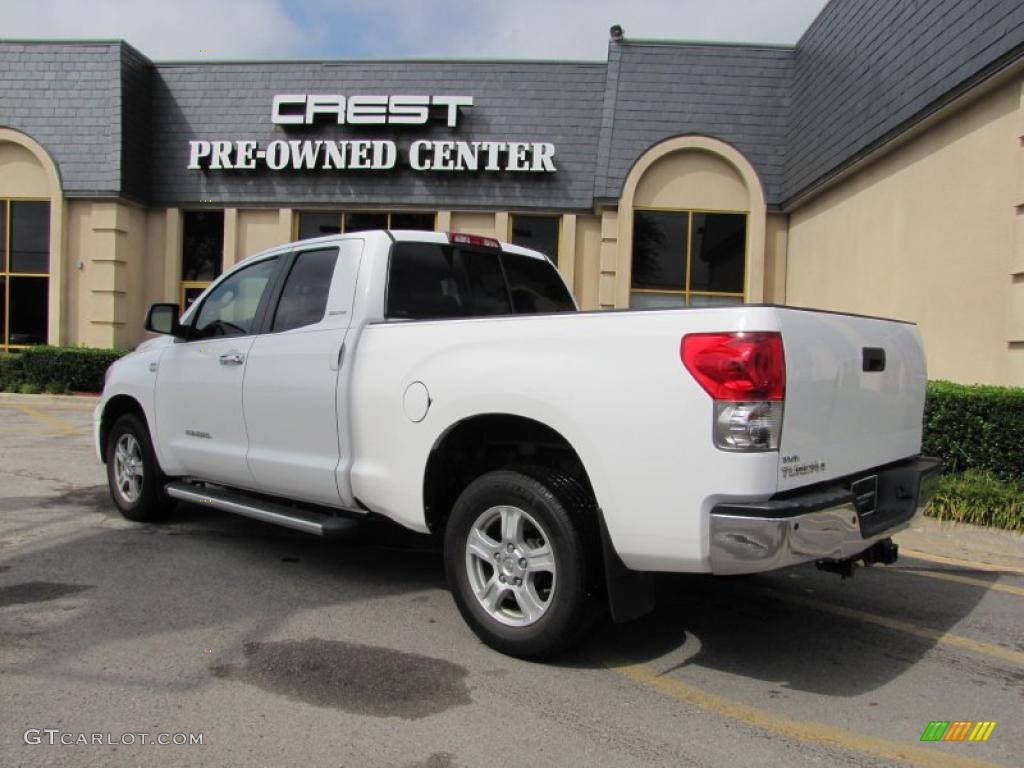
0;394;1021;768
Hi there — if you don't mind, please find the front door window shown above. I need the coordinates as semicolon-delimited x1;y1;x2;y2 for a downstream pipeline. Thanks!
191;258;277;340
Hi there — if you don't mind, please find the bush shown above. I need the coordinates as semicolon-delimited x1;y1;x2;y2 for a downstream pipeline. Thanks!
923;380;1024;483
5;346;126;394
0;353;26;392
927;470;1024;531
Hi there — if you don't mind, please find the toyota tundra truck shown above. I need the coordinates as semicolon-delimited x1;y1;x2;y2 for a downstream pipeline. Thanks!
96;230;940;658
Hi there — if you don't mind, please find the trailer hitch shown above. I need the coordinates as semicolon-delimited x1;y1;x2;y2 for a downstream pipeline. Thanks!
816;537;899;579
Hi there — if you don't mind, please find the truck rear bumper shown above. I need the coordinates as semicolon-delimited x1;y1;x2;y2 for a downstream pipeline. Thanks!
708;456;941;575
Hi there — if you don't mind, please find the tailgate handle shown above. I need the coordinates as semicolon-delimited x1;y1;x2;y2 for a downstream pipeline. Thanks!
862;347;886;372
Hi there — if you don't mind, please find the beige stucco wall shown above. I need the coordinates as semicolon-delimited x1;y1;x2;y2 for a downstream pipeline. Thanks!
450;211;498;238
237;209;288;260
787;77;1024;385
634;150;749;210
764;213;789;304
573;215;602;309
1009;81;1024;383
64;200;149;349
0;142;49;197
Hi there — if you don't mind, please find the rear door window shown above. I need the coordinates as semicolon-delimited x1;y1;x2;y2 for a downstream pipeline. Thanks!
386;243;512;319
271;247;338;332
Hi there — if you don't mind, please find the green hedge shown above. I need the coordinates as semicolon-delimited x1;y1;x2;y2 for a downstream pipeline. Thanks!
923;380;1024;483
0;346;126;394
927;470;1024;531
0;353;26;392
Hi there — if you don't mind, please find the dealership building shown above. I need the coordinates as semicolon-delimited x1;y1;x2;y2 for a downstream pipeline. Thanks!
0;0;1022;384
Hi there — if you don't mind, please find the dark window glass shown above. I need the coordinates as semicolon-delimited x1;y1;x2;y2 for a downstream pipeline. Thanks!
501;253;575;313
631;211;687;290
510;215;560;264
182;211;224;282
193;258;277;339
390;212;435;231
344;212;389;233
386;243;511;319
298;211;341;240
10;201;50;273
0;276;5;344
9;276;48;345
689;213;745;293
272;248;338;332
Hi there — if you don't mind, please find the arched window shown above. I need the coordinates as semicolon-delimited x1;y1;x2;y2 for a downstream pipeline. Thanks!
616;136;767;309
0;133;60;350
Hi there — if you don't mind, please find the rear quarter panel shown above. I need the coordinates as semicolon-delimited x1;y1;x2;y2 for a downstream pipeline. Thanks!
349;307;783;572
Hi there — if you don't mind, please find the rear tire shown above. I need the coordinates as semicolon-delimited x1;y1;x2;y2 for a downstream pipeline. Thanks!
444;468;599;659
105;412;173;522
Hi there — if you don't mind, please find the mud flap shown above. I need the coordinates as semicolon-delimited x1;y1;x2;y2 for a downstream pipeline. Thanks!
598;510;656;623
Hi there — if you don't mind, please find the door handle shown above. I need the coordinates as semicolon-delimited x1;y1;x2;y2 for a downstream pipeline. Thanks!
219;351;245;366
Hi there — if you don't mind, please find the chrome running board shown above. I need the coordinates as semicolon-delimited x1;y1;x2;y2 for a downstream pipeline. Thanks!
164;482;359;539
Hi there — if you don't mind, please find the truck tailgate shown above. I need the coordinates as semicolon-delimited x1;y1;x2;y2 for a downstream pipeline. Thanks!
776;309;927;493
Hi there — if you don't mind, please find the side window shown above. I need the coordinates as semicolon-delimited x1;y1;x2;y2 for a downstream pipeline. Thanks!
386;243;511;319
192;258;278;340
500;253;576;313
271;248;339;332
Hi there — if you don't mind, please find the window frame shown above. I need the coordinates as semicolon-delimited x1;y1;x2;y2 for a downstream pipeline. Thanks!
1;196;51;351
296;210;436;240
630;205;748;307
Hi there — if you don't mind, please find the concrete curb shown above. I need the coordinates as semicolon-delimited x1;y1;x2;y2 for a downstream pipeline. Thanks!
895;515;1024;572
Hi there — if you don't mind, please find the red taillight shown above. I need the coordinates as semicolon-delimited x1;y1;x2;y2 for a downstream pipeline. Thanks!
448;231;501;249
681;332;785;401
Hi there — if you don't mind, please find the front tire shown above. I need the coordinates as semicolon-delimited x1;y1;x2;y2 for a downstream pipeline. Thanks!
105;412;173;522
444;469;598;659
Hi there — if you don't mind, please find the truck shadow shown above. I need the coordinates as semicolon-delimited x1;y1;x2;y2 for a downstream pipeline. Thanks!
568;565;1006;697
0;494;1007;702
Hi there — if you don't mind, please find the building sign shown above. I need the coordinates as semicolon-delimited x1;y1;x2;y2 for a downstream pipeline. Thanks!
187;94;557;173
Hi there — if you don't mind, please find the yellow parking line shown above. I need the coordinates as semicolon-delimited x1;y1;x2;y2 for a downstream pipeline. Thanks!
608;660;1004;768
765;590;1024;667
14;404;82;435
894;567;1024;598
901;549;1024;577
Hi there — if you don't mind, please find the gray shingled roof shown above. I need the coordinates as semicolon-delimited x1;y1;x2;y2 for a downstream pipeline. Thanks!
1;0;1022;208
595;41;792;203
0;42;127;197
784;0;1024;202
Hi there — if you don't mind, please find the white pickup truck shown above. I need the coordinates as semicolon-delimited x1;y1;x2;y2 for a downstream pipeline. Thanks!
96;230;939;658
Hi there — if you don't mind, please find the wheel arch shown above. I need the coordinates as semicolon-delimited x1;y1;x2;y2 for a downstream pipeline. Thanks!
98;394;147;463
422;413;598;536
